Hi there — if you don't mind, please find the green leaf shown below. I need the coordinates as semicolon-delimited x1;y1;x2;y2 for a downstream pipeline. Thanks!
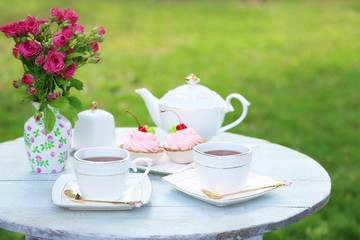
65;52;83;59
48;97;67;109
68;96;82;111
70;78;83;90
39;102;47;111
44;106;56;134
145;125;156;134
59;105;79;128
64;59;74;69
169;125;177;133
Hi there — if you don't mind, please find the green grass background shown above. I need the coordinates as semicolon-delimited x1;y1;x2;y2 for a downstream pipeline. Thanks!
0;0;359;239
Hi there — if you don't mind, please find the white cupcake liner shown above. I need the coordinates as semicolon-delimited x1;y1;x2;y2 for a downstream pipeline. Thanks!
165;148;194;164
128;150;165;166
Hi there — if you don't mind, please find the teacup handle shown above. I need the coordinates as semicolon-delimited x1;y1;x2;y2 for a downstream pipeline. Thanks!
217;93;250;134
127;157;152;189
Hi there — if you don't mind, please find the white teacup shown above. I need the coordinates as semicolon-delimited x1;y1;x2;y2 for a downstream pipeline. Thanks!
73;147;152;201
193;142;253;195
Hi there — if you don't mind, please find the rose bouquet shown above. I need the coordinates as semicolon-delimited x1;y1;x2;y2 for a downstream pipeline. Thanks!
0;8;105;134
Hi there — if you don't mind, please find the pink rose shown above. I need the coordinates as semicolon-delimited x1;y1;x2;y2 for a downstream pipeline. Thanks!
18;41;42;60
36;155;42;160
94;26;106;35
48;93;56;100
90;41;99;53
51;152;55;157
47;135;53;141
64;9;79;23
35;57;44;65
26;16;40;35
17;20;28;35
13;48;19;58
37;168;42;173
43;51;65;74
38;19;48;25
0;22;18;36
59;63;76;79
51;170;56;173
28;87;36;95
12;80;19;88
50;8;64;21
53;33;68;47
74;24;83;34
62;27;74;39
21;74;34;85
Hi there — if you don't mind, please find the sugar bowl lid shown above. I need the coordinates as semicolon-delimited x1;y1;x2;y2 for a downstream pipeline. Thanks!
72;101;116;150
159;74;225;109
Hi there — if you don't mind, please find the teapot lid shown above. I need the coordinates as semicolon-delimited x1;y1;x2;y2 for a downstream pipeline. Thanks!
159;74;225;109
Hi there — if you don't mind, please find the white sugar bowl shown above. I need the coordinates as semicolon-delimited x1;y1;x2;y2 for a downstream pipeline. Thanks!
72;102;116;150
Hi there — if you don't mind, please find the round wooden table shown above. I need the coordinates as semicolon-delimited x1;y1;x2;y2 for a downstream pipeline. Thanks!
0;128;331;240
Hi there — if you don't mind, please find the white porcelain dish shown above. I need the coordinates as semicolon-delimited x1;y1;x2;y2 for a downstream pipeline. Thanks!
162;169;280;207
51;174;152;210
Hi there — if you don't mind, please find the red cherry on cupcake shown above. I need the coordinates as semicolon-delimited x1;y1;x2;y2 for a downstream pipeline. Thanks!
176;123;187;131
125;111;147;132
161;110;187;132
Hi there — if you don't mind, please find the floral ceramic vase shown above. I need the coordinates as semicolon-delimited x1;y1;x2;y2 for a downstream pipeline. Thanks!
24;106;72;174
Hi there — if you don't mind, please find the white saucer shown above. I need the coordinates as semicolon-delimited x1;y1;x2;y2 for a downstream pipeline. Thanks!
162;169;281;207
136;154;194;175
51;174;152;210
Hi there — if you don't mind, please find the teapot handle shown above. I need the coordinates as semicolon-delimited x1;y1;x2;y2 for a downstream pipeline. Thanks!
217;93;250;135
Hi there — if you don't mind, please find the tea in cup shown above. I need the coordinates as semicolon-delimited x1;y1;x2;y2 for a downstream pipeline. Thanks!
193;142;252;195
73;147;152;201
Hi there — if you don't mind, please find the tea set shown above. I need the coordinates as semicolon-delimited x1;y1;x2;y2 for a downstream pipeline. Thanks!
52;74;289;210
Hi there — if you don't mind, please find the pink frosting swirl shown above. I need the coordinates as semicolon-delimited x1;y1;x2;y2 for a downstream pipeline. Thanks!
123;130;163;153
165;128;204;150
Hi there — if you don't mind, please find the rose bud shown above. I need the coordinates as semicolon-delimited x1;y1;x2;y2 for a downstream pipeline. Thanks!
48;93;56;101
13;48;19;58
93;26;106;35
35;57;44;65
55;90;62;98
74;24;84;34
89;56;101;64
12;80;19;88
90;41;99;53
28;87;36;95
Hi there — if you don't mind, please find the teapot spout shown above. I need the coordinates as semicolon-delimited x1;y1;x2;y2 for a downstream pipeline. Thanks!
135;88;161;127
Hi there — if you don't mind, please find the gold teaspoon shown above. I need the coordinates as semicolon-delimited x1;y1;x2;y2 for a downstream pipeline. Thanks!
202;180;292;199
63;189;143;207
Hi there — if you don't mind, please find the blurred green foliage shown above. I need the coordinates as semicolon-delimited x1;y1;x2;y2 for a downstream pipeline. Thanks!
0;0;359;239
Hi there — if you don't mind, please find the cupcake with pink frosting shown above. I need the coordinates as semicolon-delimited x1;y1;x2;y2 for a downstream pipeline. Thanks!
162;110;206;164
120;111;164;165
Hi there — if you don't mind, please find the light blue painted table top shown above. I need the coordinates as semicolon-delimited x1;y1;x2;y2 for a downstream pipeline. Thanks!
0;128;331;240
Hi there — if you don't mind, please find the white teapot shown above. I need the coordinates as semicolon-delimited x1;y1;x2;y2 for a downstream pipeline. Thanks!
135;74;250;140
